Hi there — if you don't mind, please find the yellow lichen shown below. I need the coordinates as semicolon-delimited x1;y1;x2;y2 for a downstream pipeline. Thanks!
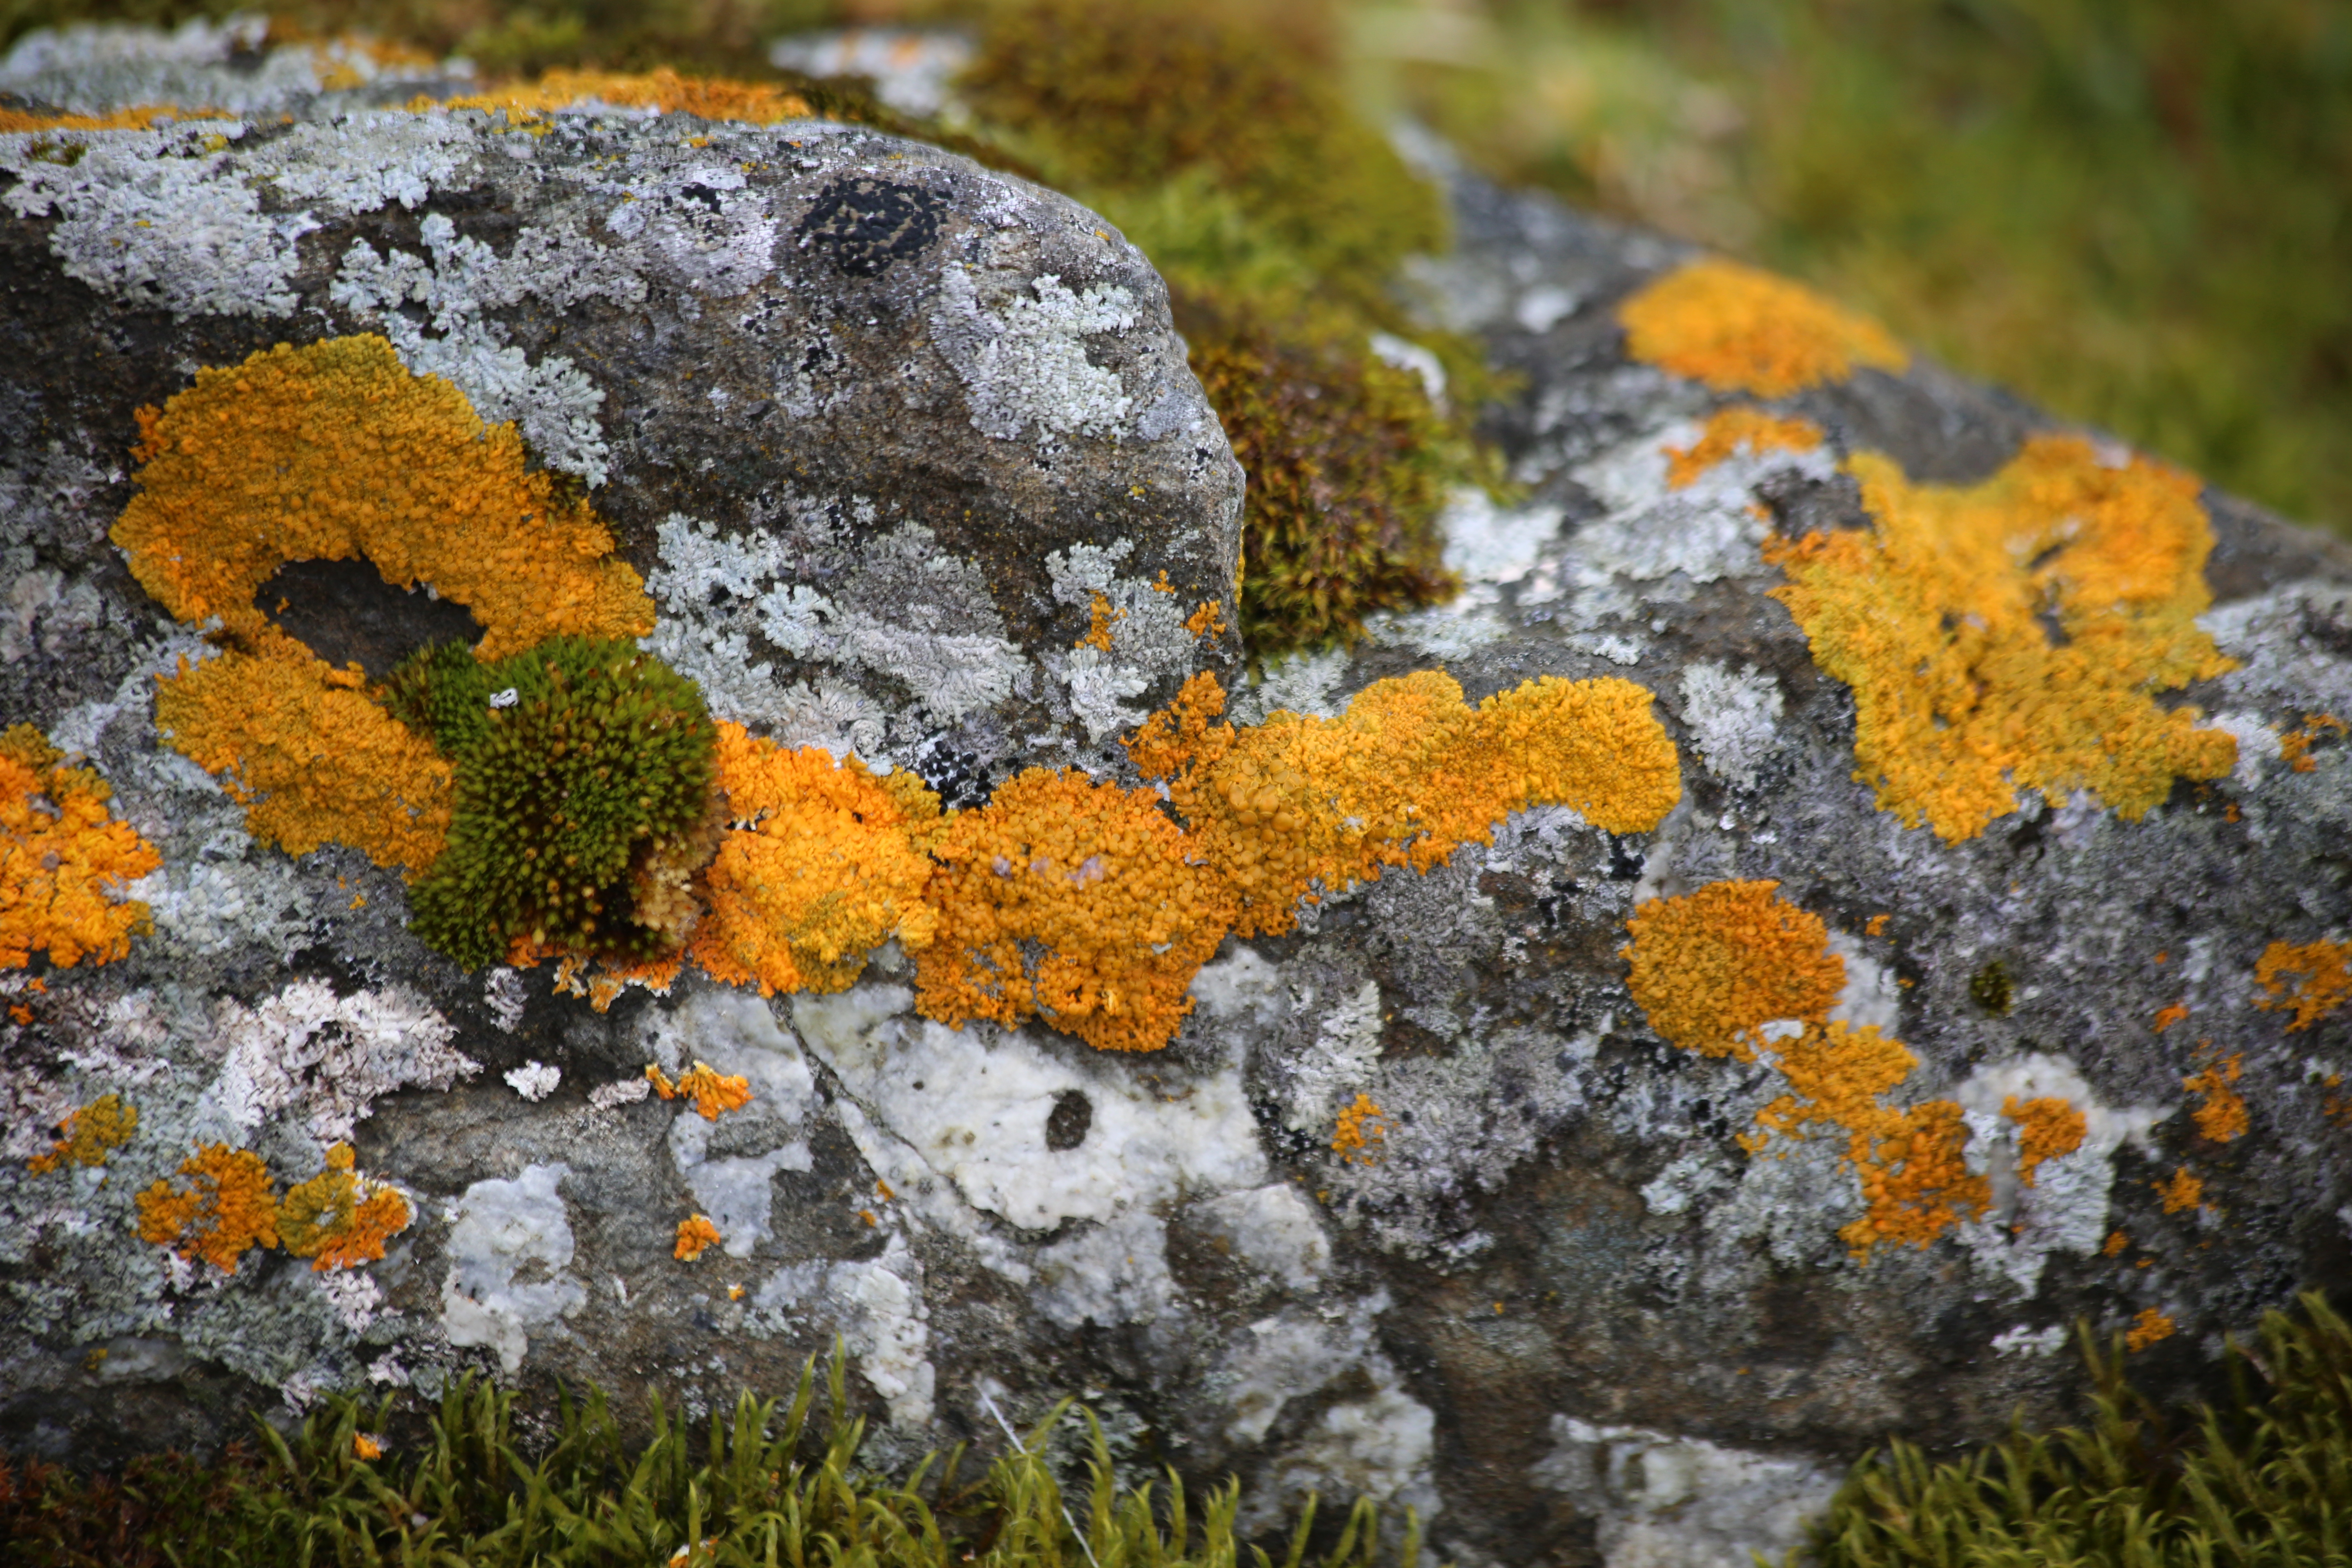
1766;435;2238;842
675;1061;752;1121
1619;257;1909;398
1663;407;1824;489
2004;1095;2087;1187
1132;669;1680;941
2125;1308;2177;1351
1;729;160;969
2153;1000;2190;1033
675;1214;722;1261
690;724;939;997
1621;881;1845;1062
2255;938;2352;1031
277;1144;413;1271
919;766;1231;1054
2155;1167;2205;1214
0;105;231;131
114;336;651;659
423;69;814;125
2103;1229;2131;1257
134;1144;279;1273
1333;1094;1388;1164
1185;599;1228;639
353;1433;384;1461
27;1094;138;1175
2278;713;2344;772
154;646;452;874
2182;1054;2248;1143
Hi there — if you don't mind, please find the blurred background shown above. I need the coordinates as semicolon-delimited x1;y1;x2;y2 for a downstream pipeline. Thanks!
6;0;2348;542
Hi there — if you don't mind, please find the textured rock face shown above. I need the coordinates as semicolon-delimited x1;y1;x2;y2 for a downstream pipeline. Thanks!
6;28;2352;1568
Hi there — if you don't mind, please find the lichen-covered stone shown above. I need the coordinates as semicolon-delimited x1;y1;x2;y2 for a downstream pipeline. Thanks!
4;25;2352;1568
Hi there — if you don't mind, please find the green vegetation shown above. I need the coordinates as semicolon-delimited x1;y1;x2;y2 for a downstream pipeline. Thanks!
0;1353;1423;1568
388;637;717;970
1800;1292;2352;1567
1355;0;2352;535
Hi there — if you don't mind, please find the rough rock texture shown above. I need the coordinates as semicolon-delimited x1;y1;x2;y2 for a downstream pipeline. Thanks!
6;27;2352;1568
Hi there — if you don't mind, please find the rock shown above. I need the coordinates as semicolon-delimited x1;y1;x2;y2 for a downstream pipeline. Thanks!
5;26;2352;1568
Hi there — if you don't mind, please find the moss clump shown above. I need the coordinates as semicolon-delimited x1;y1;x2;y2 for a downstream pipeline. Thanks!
1183;308;1459;652
957;0;1441;306
1967;959;2013;1016
1803;1291;2350;1566
955;0;1492;658
387;637;717;971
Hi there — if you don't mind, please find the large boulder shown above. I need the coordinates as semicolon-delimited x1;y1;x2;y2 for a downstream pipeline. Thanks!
4;25;2350;1568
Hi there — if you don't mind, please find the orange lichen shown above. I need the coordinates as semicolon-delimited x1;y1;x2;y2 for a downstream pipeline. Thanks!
1663;407;1824;489
27;1094;138;1175
135;1145;279;1273
423;69;814;125
2278;713;2344;773
919;766;1232;1053
2255;938;2352;1030
116;336;653;875
1078;592;1121;652
2103;1230;2130;1256
353;1433;384;1461
1746;1020;1990;1254
1185;599;1228;639
1864;913;1891;937
115;336;650;659
2155;1167;2205;1213
2153;1001;2190;1033
1618;257;1909;398
2125;1308;2176;1351
1333;1095;1388;1164
1132;669;1680;941
277;1144;413;1271
2182;1054;2247;1143
154;647;452;873
675;1214;723;1261
1621;881;1845;1061
2003;1095;2087;1187
690;725;940;997
1;726;161;969
1766;435;2237;842
675;1061;752;1121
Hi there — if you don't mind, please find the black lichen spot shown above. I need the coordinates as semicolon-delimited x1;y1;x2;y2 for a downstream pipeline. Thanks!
1970;960;2015;1016
793;178;945;278
908;736;992;812
1045;1090;1092;1151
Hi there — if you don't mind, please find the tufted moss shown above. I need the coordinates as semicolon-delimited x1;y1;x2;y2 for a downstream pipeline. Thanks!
1802;1293;2351;1567
389;637;719;972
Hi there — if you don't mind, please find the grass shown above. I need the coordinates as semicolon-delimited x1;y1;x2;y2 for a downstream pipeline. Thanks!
0;1348;1423;1568
1800;1291;2352;1566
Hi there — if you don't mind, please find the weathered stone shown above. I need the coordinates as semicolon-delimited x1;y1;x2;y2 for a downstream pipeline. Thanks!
5;27;2352;1568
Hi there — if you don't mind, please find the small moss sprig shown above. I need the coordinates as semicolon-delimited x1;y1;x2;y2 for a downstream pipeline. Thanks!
388;637;719;971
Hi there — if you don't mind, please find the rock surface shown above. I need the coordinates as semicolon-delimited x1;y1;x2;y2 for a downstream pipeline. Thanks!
5;26;2352;1568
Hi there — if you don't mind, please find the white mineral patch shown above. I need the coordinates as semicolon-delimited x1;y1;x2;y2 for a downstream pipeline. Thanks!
441;1164;586;1375
1033;1208;1176;1327
642;987;819;1125
1992;1324;2068;1358
504;1061;559;1102
0;18;439;116
1439;487;1560;586
935;268;1136;443
1568;419;1835;588
1531;1415;1839;1568
1677;662;1784;790
757;1232;934;1426
791;983;1266;1229
209;977;479;1145
1369;331;1447;407
606;164;779;300
243;112;475;216
1283;980;1384;1133
1192;1184;1331;1291
1823;935;1900;1037
668;1114;811;1259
